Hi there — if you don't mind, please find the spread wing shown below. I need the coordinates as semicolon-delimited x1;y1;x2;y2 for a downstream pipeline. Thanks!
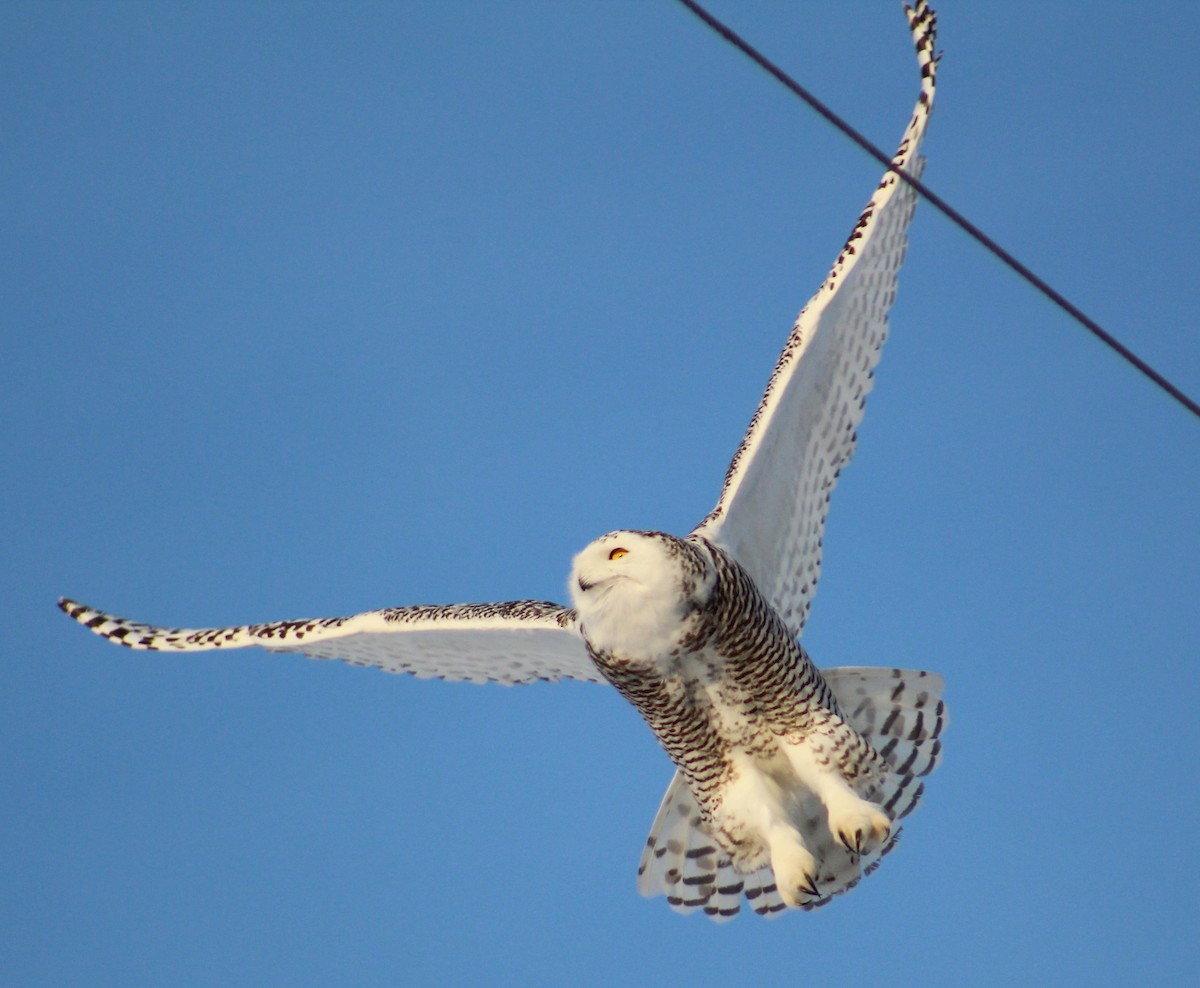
58;596;601;685
691;1;937;639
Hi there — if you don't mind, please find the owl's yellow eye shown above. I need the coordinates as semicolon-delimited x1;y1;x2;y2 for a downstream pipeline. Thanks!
608;547;629;561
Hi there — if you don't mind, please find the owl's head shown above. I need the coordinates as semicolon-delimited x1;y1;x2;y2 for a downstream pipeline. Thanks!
569;530;716;655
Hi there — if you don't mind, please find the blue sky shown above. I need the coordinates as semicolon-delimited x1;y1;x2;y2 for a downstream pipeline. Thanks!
5;2;1198;984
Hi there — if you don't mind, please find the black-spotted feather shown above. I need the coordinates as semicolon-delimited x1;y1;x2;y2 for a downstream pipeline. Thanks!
58;597;599;685
692;0;938;640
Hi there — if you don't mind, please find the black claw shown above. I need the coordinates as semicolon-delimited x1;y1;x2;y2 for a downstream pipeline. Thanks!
798;874;820;898
837;828;864;855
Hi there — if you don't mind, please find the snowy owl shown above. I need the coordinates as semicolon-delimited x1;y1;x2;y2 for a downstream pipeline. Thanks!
60;2;944;920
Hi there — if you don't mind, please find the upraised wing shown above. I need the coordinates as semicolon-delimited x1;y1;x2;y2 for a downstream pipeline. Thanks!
691;1;937;639
58;596;601;685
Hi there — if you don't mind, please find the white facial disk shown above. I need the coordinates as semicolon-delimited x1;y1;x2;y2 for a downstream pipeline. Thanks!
569;530;715;657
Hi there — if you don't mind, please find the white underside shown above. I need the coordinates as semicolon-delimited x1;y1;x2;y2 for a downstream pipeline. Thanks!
714;741;890;907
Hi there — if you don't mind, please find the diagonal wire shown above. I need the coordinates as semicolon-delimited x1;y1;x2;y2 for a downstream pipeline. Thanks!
675;0;1200;421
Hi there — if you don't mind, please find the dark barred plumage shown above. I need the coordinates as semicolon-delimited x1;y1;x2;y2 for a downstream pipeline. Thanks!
633;655;946;918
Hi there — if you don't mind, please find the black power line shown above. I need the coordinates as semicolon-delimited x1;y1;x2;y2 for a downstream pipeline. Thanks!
675;0;1200;421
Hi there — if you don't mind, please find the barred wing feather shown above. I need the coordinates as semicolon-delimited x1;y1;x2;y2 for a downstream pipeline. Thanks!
692;1;937;640
58;597;599;686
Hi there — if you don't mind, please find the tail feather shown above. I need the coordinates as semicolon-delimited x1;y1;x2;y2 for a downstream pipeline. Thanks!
822;666;948;818
637;772;783;921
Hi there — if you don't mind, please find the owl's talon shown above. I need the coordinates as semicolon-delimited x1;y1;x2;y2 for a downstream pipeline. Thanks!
830;804;891;856
837;827;865;855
